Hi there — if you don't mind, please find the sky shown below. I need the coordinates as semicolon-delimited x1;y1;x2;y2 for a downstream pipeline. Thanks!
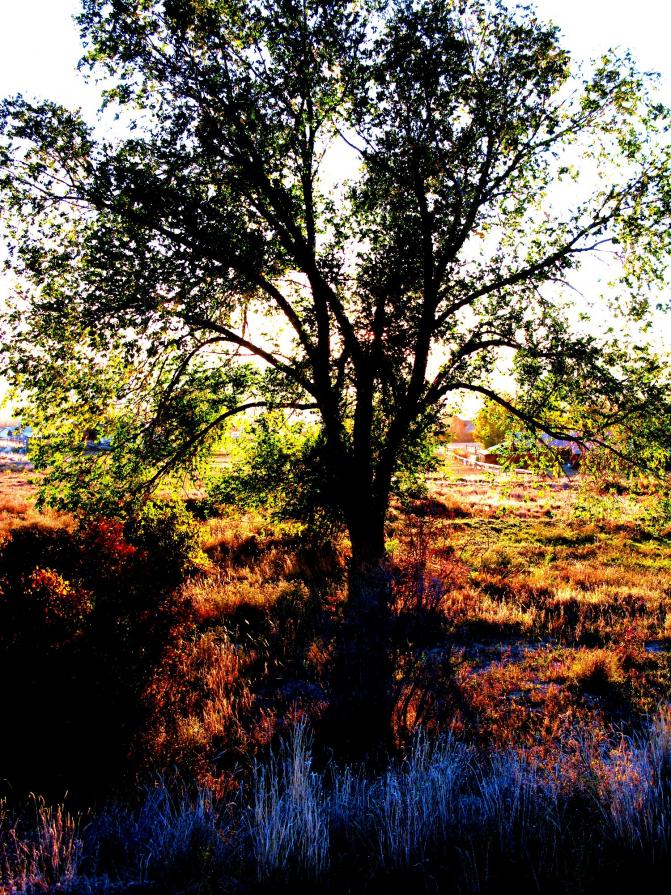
1;1;671;107
0;0;670;416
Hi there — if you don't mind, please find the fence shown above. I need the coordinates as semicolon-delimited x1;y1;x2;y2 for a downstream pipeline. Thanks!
0;435;30;452
448;450;535;476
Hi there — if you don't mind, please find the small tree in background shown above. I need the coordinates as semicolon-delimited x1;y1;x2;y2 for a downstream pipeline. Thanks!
473;397;517;449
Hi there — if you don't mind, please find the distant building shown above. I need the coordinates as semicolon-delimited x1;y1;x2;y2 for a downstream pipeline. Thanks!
449;417;476;443
0;424;31;440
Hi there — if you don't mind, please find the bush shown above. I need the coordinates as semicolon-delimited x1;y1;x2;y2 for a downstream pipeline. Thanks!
642;492;671;537
124;499;206;587
209;413;345;544
23;567;93;643
0;510;199;801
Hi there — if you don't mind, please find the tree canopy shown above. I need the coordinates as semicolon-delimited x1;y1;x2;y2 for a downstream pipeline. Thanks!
1;0;671;562
473;397;515;449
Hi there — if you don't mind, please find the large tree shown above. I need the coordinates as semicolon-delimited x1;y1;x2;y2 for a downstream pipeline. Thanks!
2;0;671;750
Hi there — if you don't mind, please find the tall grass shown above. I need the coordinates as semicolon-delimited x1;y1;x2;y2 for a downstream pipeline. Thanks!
0;798;81;893
2;715;670;892
369;731;469;869
249;722;328;880
600;708;671;854
244;716;671;890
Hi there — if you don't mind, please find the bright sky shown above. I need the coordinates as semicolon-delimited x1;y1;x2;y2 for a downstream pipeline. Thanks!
0;0;670;415
1;1;671;109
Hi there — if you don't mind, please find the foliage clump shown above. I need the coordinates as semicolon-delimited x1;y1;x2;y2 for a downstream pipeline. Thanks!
125;497;207;585
209;412;344;543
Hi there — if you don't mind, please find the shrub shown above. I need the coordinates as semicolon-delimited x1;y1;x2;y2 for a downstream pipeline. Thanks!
209;413;344;545
0;510;198;801
25;568;92;634
642;492;671;537
124;499;206;587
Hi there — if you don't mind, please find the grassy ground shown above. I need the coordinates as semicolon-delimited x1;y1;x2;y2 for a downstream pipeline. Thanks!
0;455;669;892
396;460;671;745
1;456;670;755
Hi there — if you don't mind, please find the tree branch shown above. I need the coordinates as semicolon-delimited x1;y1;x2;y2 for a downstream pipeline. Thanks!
178;311;317;396
142;399;319;493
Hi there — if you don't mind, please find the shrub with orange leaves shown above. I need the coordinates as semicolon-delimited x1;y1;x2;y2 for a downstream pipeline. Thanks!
25;567;92;637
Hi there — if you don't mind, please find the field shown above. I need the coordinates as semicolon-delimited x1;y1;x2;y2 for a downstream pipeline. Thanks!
0;454;670;893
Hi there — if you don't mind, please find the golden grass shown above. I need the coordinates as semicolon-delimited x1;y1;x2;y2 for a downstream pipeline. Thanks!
184;573;288;621
378;460;671;747
421;460;671;646
0;469;73;535
1;453;669;771
566;648;625;690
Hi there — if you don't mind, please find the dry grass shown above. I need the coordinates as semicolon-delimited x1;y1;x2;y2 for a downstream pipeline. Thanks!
140;630;257;792
423;461;671;642
1;456;670;799
0;457;670;890
377;460;671;751
184;573;289;621
0;798;81;894
142;459;671;765
6;716;669;893
0;468;72;536
566;648;626;691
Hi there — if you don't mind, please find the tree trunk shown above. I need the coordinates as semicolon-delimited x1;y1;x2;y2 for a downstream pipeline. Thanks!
325;502;395;762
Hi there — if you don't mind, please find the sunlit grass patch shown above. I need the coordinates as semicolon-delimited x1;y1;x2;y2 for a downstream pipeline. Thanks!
0;494;29;518
432;479;671;655
0;470;72;537
0;798;82;894
566;648;626;693
184;573;288;622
